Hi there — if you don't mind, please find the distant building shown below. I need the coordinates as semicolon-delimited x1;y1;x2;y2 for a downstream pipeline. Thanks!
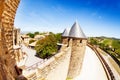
34;35;45;40
13;27;21;45
21;34;30;46
13;27;23;63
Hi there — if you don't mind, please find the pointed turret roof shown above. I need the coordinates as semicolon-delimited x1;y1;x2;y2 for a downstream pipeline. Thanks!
62;28;70;37
69;21;86;39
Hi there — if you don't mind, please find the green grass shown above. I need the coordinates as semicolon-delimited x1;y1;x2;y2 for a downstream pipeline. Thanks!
66;78;73;80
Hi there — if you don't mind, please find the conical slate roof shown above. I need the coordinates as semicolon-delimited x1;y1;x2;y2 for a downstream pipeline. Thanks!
62;28;70;37
69;21;86;39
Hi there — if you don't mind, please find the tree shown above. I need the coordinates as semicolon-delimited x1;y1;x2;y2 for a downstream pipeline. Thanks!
99;43;105;50
27;33;35;38
89;38;98;45
112;40;120;56
55;33;62;43
112;40;120;50
35;34;57;59
34;31;39;35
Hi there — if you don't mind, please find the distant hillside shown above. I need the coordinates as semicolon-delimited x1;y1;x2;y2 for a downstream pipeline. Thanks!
88;37;120;65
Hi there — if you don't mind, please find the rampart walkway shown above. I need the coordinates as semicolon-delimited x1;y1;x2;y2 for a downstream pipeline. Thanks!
74;46;108;80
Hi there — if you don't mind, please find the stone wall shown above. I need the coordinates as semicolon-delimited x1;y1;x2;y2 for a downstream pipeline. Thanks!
0;0;20;79
67;39;87;78
62;37;69;44
36;47;71;80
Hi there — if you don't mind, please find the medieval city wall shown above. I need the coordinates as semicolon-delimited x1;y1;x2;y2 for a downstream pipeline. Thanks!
0;0;20;79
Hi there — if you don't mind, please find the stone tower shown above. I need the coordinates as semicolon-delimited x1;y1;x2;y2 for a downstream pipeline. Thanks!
67;21;87;78
60;28;71;51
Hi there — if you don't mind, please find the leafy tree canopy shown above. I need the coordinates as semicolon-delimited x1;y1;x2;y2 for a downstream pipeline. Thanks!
34;32;39;35
27;33;35;38
89;37;98;45
55;33;62;43
35;34;57;59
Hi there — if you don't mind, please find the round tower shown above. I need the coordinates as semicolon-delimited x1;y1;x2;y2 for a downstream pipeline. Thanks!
67;21;87;78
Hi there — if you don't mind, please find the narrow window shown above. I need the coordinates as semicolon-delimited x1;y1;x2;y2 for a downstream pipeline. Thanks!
68;38;70;42
80;40;82;43
67;38;70;47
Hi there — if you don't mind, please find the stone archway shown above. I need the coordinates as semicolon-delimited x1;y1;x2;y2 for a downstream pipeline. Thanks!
0;0;20;79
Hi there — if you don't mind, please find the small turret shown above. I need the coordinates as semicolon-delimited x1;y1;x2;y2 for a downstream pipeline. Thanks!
61;28;70;45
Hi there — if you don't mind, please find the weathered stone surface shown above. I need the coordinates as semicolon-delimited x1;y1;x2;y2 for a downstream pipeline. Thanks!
67;39;87;78
62;37;69;45
0;0;20;80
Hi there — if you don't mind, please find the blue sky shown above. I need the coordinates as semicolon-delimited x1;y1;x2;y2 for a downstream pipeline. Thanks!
14;0;120;38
